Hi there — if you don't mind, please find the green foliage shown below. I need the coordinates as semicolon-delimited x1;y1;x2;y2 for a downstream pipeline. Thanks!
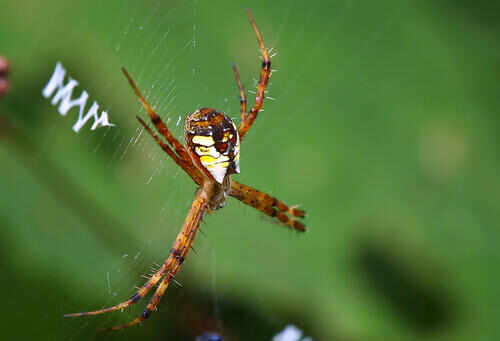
1;0;499;340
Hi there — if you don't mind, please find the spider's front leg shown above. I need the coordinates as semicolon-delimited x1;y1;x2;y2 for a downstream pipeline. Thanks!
231;12;305;232
236;9;271;141
232;63;247;129
122;68;204;185
229;180;306;232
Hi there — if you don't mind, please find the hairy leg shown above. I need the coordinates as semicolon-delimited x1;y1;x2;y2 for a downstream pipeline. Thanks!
136;116;203;185
238;9;271;141
229;180;306;231
122;67;203;183
65;191;209;330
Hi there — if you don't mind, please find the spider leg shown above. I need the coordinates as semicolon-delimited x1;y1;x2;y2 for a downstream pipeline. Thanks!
137;116;203;185
122;67;203;184
238;9;271;141
122;67;192;162
229;180;306;232
65;191;209;327
100;191;208;332
232;63;247;124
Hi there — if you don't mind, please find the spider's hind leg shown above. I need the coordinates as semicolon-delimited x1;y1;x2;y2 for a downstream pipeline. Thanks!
65;192;209;332
99;190;209;332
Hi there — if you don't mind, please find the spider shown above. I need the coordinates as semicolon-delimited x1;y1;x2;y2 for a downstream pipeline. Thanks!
65;9;306;332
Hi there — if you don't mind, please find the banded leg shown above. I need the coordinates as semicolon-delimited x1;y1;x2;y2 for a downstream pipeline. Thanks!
122;68;201;181
136;116;203;185
103;194;205;331
229;180;306;232
65;191;209;330
238;9;271;141
232;63;247;124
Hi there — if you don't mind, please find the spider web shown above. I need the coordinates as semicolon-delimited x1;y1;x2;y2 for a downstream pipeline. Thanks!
0;0;445;340
6;0;500;340
70;1;362;339
5;0;350;339
61;2;208;338
57;1;316;337
54;1;240;338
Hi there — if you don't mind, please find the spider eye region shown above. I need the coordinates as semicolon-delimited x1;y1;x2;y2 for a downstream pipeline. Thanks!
185;108;240;184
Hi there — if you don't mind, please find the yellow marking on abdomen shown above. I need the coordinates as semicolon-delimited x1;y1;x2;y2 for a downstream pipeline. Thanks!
200;155;217;164
192;135;214;146
195;146;220;158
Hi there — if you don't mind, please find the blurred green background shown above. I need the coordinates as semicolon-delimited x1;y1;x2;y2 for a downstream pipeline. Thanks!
1;0;499;340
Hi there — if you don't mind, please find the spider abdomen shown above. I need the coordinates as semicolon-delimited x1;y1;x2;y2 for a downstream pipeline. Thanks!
185;108;240;184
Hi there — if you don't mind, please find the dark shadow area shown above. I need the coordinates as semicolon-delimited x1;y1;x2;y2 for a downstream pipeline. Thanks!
162;282;320;341
354;237;459;333
436;0;500;30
